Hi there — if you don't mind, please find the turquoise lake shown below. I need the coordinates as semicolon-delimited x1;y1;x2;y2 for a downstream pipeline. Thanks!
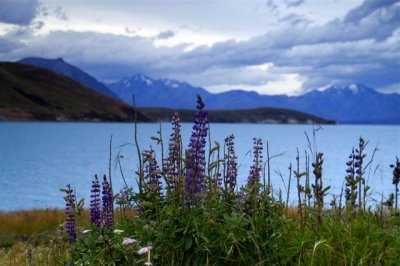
0;122;399;211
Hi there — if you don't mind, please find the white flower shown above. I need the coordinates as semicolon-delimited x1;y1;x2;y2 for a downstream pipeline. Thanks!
113;229;124;235
138;246;152;255
82;229;91;234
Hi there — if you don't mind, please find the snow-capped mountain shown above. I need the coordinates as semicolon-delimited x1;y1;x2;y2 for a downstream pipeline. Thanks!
108;74;211;109
110;77;400;124
16;57;398;124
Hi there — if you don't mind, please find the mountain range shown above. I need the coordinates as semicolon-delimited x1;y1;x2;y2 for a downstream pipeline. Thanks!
0;62;332;124
11;57;400;124
109;75;399;124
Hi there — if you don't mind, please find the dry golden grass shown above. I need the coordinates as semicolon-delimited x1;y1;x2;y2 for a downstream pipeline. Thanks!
0;208;136;245
0;209;89;238
0;241;69;266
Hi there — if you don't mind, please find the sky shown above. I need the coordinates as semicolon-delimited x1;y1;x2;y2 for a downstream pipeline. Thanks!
0;0;399;95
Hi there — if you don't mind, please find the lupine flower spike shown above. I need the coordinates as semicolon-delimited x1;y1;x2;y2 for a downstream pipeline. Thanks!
247;137;263;192
143;146;162;199
101;175;113;229
64;184;77;243
164;112;182;193
184;95;208;207
90;174;101;227
345;148;357;209
225;134;237;194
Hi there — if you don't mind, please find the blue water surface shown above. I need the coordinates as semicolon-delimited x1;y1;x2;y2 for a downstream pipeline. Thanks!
0;122;399;211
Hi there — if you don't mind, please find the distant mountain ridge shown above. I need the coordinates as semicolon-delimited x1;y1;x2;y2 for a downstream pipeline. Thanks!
139;107;335;124
15;57;400;124
109;75;400;124
18;57;117;98
0;62;333;124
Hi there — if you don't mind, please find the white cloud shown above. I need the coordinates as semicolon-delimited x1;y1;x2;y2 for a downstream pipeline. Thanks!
207;73;305;96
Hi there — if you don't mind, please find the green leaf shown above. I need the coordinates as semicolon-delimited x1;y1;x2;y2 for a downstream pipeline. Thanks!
140;201;153;208
240;187;251;194
150;136;161;144
185;237;193;250
208;161;219;170
322;186;331;194
210;145;220;154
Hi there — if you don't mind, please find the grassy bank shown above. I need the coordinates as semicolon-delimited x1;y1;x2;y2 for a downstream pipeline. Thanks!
1;206;399;265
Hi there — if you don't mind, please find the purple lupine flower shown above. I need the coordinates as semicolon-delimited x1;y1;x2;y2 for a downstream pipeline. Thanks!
90;175;101;227
164;112;182;191
246;138;263;191
101;175;113;229
144;146;162;196
184;95;208;207
217;173;223;191
225;134;237;193
64;184;77;243
344;187;351;201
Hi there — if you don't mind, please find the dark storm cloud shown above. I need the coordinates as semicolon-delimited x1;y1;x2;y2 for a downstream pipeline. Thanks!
0;0;39;25
343;0;397;23
174;0;399;89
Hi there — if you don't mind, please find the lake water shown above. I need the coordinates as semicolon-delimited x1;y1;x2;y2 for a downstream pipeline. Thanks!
0;122;399;211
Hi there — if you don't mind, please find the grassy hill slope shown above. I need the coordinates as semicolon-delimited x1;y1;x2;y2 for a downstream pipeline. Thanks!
0;62;147;122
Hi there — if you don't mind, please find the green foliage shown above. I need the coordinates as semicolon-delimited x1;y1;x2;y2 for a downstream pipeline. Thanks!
2;100;399;265
52;111;400;265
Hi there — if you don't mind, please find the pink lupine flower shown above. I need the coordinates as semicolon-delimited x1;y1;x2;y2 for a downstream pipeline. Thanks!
122;237;137;246
138;246;152;254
